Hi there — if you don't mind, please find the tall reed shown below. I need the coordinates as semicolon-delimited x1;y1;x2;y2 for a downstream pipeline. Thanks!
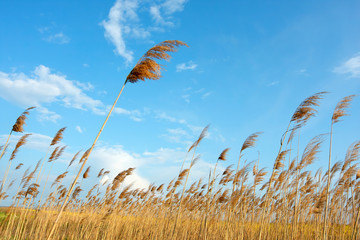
46;40;187;240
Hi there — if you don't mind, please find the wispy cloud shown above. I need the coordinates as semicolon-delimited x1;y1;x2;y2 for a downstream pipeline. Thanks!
334;53;360;78
37;107;61;122
113;107;142;122
154;110;208;145
180;87;213;103
102;0;188;63
150;5;169;26
155;111;184;123
176;61;198;72
162;0;188;14
266;81;280;87
101;0;139;63
44;32;70;44
201;91;213;99
182;94;190;103
161;128;192;144
38;24;70;45
150;0;188;26
75;126;83;133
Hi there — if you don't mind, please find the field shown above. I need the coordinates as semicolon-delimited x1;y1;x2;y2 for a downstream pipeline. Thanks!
0;41;359;240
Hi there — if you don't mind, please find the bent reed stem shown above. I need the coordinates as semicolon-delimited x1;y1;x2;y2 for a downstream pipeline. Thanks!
46;81;126;240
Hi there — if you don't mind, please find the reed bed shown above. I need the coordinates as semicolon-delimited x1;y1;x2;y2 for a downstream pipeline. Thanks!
0;41;359;239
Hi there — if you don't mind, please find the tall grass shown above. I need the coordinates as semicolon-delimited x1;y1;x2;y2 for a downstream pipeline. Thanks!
0;43;359;239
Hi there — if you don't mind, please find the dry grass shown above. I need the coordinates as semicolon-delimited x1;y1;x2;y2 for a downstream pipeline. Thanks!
0;44;359;239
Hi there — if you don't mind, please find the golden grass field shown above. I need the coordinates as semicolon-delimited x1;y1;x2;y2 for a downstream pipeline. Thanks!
0;41;359;239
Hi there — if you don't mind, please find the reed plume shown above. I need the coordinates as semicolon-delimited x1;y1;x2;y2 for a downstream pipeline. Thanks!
324;95;356;240
126;40;188;83
291;92;327;128
67;151;81;169
83;167;90;179
51;127;66;146
0;107;35;162
233;132;262;194
1;134;31;192
12;107;36;133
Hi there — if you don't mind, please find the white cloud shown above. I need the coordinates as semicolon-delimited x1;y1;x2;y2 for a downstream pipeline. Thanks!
37;24;70;45
74;81;94;91
142;147;185;164
167;128;188;136
150;5;163;24
150;0;188;26
89;145;188;189
101;0;139;63
112;107;142;122
202;91;213;99
182;94;190;103
0;132;62;152
161;128;192;144
176;61;198;72
149;5;174;27
102;0;188;62
334;53;360;78
180;88;213;103
0;65;103;113
37;26;50;34
0;66;141;122
37;107;61;122
162;0;188;14
76;126;83;133
155;111;177;122
44;32;70;44
90;145;150;189
266;81;280;87
154;111;210;145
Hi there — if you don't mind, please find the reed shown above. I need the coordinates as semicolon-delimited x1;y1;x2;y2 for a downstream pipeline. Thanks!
0;53;359;240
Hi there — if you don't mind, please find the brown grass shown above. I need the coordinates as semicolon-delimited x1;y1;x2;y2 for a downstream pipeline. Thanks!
0;46;358;240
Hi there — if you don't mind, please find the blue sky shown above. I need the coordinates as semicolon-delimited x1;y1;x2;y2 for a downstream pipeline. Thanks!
1;0;360;204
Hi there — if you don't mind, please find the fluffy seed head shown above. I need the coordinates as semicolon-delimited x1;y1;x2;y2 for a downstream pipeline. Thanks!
83;166;91;179
126;40;188;84
188;124;210;152
51;127;66;146
332;95;356;123
10;134;31;161
241;132;263;152
218;148;230;161
291;92;327;127
12;107;35;133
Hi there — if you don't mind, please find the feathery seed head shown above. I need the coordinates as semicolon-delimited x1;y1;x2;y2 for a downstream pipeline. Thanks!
126;40;188;84
218;148;230;161
12;107;35;133
83;166;91;179
241;132;263;152
291;92;327;127
10;134;31;161
332;95;356;123
51;127;66;146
